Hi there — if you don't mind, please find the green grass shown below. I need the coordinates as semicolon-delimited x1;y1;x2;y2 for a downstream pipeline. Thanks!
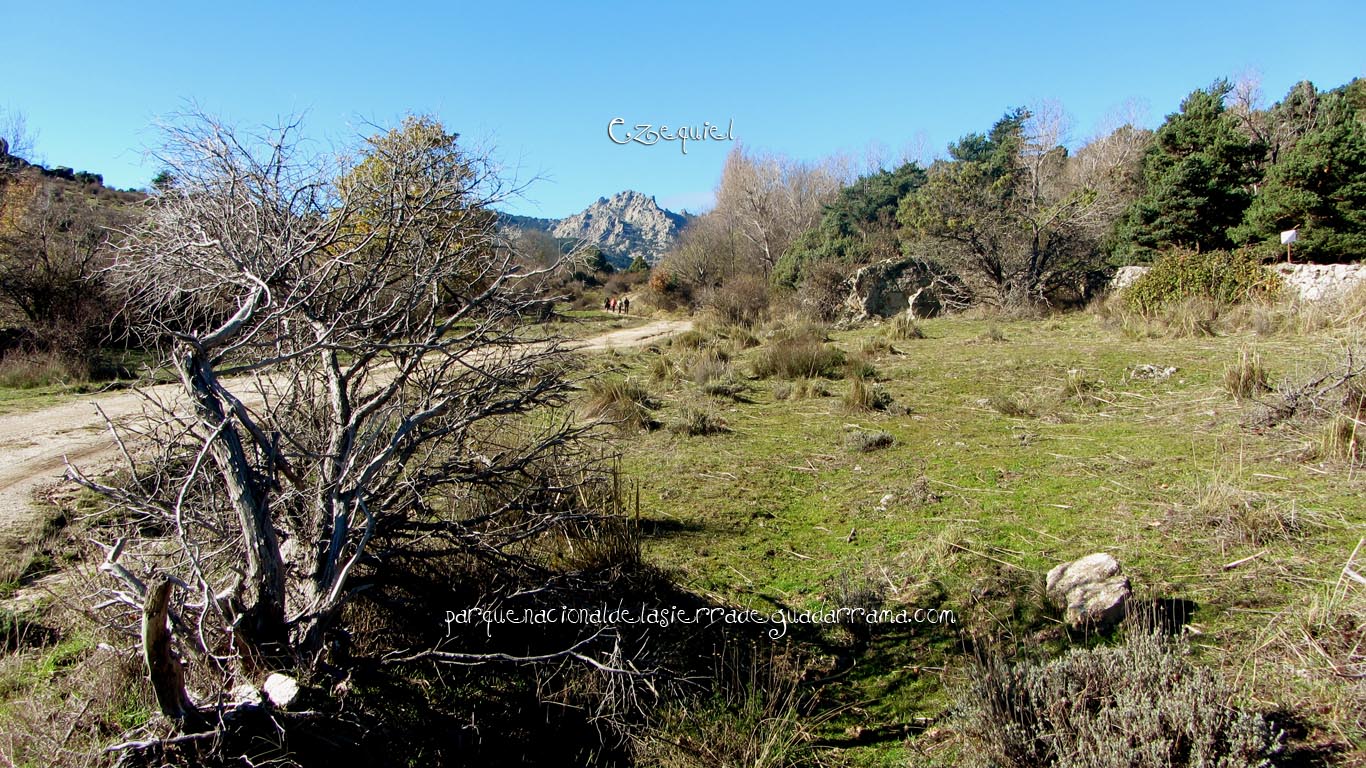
603;311;1365;765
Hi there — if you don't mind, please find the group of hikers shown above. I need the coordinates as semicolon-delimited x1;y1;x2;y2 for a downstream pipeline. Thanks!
604;295;630;314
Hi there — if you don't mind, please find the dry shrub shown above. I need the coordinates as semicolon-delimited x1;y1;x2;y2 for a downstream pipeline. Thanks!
1282;541;1365;688
0;615;154;767
1174;479;1314;547
950;627;1283;768
988;393;1036;418
977;324;1007;343
701;377;748;401
1319;413;1363;463
1336;281;1366;328
844;356;878;381
631;652;816;768
1058;370;1105;408
670;329;706;350
649;353;680;382
1260;348;1365;468
846;429;894;452
701;272;771;327
858;336;898;358
689;348;731;386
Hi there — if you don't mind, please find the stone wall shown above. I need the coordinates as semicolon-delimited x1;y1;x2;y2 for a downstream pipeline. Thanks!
1108;262;1366;302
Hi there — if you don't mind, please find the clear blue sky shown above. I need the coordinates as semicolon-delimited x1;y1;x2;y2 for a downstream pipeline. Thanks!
3;0;1363;218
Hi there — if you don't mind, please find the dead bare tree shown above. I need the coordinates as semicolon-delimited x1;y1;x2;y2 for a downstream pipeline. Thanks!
712;146;846;275
72;112;601;725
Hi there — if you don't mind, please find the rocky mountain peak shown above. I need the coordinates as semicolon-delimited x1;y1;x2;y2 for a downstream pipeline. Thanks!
552;190;686;267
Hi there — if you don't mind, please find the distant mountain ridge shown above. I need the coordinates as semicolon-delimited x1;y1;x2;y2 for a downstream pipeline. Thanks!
498;190;689;268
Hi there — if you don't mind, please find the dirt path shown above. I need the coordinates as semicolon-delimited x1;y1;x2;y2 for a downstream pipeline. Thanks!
0;318;690;556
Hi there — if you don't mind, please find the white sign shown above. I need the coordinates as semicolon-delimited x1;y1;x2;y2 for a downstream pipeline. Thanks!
1280;229;1299;245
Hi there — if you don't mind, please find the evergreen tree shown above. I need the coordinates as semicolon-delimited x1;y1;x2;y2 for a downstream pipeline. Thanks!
772;161;926;289
1234;80;1366;262
1114;81;1262;261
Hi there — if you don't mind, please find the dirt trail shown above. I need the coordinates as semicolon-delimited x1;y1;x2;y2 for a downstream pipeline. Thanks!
0;318;690;553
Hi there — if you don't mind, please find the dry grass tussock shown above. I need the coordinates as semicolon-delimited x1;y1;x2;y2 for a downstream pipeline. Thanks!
582;377;659;431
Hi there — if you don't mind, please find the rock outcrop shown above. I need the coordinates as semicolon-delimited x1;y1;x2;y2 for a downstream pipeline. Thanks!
552;190;686;268
1270;262;1366;301
841;257;954;321
1046;552;1131;630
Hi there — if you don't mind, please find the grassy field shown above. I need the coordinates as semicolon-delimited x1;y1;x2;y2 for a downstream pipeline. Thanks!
0;303;1360;766
592;307;1364;766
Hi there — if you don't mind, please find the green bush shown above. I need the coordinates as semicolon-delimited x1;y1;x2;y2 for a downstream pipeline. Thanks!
1125;247;1282;314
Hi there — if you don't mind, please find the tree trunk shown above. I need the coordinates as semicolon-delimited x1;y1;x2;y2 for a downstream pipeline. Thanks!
142;577;200;725
179;345;289;658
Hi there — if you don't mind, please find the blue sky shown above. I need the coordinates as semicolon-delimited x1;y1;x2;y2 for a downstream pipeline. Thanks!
3;1;1363;217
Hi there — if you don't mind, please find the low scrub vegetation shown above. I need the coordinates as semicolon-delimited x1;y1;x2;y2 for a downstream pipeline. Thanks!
1125;247;1283;315
950;628;1283;768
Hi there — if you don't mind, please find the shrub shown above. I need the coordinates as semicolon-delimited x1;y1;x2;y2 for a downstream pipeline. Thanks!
847;429;894;452
689;349;731;386
1125;247;1283;315
859;337;898;357
1319;414;1363;463
977;324;1007;343
702;272;772;327
950;628;1283;768
844;357;878;381
701;376;748;401
0;349;91;389
648;353;679;382
1176;478;1309;546
670;329;706;350
631;654;815;768
1056;369;1099;403
987;393;1036;418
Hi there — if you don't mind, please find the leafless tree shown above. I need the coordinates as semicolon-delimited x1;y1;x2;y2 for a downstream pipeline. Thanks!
72;112;601;726
711;145;845;274
0;106;38;162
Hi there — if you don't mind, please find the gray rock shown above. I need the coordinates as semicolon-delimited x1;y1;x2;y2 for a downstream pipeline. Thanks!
841;257;953;321
1046;553;1131;630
